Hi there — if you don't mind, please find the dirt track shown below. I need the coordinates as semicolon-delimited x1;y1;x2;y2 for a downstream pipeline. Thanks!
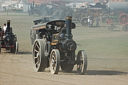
0;13;128;85
0;53;128;85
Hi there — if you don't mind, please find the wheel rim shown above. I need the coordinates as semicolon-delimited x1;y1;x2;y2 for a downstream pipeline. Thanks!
77;53;84;72
33;41;41;69
50;49;60;74
77;50;87;74
15;42;18;54
81;18;88;26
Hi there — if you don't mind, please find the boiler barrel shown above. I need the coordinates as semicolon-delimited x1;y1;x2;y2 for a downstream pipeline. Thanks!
107;2;128;12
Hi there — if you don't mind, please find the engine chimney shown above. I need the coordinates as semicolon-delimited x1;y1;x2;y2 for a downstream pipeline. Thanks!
6;20;11;33
66;16;72;39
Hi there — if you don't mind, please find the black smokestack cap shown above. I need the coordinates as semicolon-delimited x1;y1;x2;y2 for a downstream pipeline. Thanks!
66;16;72;39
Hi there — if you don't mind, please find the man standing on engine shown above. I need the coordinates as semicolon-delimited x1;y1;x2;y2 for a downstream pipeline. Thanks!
3;23;7;34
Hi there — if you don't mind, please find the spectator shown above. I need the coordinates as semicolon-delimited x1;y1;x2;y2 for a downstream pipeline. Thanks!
3;23;7;33
88;16;90;27
96;17;100;27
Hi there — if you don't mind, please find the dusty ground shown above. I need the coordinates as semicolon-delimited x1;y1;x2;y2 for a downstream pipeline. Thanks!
0;13;128;85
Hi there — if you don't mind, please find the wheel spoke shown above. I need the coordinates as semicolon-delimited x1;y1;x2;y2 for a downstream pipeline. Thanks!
36;42;40;49
35;49;39;52
81;60;83;64
35;58;40;65
51;55;56;69
77;50;87;74
35;61;40;65
34;56;38;59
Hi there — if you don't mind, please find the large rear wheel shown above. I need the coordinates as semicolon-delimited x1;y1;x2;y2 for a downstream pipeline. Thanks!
49;49;60;74
77;50;87;75
32;39;47;72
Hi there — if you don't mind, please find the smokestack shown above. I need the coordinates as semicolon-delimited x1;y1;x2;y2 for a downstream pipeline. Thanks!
66;16;72;39
33;1;34;9
7;20;10;33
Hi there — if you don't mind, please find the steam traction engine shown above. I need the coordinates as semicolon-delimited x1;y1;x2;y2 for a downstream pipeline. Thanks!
30;16;87;74
0;20;18;53
107;13;128;31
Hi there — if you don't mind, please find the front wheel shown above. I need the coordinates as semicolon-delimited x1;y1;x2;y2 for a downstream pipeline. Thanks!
49;49;60;74
77;50;87;75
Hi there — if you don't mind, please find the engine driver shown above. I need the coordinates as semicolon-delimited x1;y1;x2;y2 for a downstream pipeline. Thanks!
3;23;7;34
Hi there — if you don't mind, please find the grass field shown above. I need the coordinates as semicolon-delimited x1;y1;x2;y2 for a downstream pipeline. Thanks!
0;12;128;72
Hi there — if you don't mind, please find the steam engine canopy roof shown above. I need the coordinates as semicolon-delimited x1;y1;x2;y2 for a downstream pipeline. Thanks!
33;20;76;30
